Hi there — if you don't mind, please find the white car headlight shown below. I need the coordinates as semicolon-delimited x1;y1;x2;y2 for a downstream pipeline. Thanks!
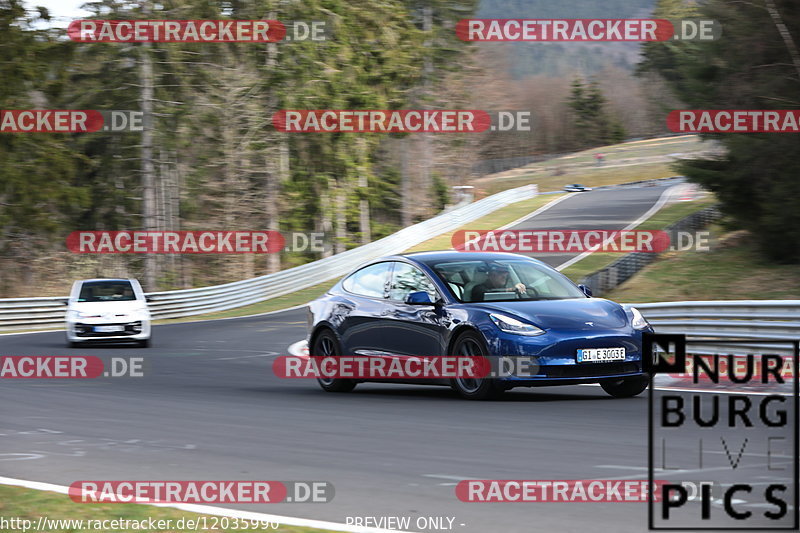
489;313;545;336
630;307;649;330
72;311;100;319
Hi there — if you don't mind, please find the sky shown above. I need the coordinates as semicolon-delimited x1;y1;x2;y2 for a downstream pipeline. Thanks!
25;0;92;27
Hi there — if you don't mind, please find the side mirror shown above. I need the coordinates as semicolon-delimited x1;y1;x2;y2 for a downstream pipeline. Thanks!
578;284;593;297
405;291;434;305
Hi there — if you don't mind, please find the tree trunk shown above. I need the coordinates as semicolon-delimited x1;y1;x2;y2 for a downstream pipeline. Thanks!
334;183;346;254
140;41;157;291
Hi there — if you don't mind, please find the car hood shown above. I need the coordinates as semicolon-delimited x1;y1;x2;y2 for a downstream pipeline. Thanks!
471;298;629;331
69;301;147;316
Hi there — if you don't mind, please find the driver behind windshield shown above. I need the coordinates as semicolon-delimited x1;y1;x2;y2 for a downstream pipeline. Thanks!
472;264;527;301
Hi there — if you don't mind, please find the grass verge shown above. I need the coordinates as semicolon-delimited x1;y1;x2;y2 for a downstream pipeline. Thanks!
152;280;338;324
0;485;332;533
479;161;679;196
404;194;564;253
606;229;800;303
560;196;718;281
472;135;714;196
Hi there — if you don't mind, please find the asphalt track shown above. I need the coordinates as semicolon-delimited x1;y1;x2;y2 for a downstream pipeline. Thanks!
4;182;790;533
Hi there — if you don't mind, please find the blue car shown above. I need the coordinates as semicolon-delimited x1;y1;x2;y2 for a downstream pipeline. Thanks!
307;251;653;400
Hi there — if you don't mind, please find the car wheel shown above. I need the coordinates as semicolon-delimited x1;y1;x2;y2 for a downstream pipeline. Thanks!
601;375;650;398
312;330;356;393
450;331;504;400
68;341;79;348
138;338;151;348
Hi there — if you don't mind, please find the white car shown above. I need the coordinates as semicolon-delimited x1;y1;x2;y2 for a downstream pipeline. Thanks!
65;278;151;347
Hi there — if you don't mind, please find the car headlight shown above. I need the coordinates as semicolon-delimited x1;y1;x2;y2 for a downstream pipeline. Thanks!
630;307;649;330
72;311;100;319
489;313;545;336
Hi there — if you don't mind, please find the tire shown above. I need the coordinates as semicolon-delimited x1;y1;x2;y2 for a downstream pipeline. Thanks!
138;338;151;348
68;341;79;348
449;331;504;400
601;375;650;398
311;329;356;393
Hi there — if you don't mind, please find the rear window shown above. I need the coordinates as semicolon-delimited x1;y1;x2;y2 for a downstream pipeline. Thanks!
78;281;136;302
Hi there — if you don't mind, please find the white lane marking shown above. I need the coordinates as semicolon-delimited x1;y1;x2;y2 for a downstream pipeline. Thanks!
422;474;472;480
578;382;790;396
650;386;792;396
497;193;577;230
0;476;415;533
422;474;471;487
595;465;648;471
554;184;680;271
0;453;45;461
215;352;279;361
288;340;309;357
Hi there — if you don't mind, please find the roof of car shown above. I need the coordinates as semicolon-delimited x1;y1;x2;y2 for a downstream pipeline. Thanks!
400;250;545;263
78;278;134;283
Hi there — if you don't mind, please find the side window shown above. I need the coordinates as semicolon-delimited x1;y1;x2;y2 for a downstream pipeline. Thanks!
388;263;438;302
342;262;392;298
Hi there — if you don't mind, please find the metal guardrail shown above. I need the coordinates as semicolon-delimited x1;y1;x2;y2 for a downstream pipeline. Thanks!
0;184;538;331
626;300;800;356
581;206;720;296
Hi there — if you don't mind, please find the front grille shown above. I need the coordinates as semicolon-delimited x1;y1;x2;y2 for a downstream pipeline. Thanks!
75;321;142;337
542;362;639;378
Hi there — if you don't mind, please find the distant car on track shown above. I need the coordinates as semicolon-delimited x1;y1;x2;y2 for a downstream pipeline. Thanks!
563;183;592;192
65;278;152;348
307;251;653;399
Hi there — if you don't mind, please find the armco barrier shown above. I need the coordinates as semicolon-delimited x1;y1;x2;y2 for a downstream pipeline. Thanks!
0;184;538;331
624;300;800;356
580;206;720;296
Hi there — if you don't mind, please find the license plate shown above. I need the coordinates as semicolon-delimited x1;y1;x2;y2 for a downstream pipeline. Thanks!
577;347;625;363
94;325;124;333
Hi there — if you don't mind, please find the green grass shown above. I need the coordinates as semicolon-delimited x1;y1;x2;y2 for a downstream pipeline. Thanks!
153;280;338;324
472;134;715;196
404;194;563;253
560;196;718;281
0;485;332;533
479;161;680;196
606;229;800;302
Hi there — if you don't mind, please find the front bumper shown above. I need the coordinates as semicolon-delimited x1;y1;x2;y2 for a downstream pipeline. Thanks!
480;325;650;383
66;319;151;342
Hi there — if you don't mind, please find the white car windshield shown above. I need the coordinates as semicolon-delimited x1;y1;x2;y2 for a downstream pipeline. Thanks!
429;259;585;303
77;281;136;302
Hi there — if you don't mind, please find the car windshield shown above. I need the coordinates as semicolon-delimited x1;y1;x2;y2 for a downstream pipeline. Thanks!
77;281;136;302
428;259;585;303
